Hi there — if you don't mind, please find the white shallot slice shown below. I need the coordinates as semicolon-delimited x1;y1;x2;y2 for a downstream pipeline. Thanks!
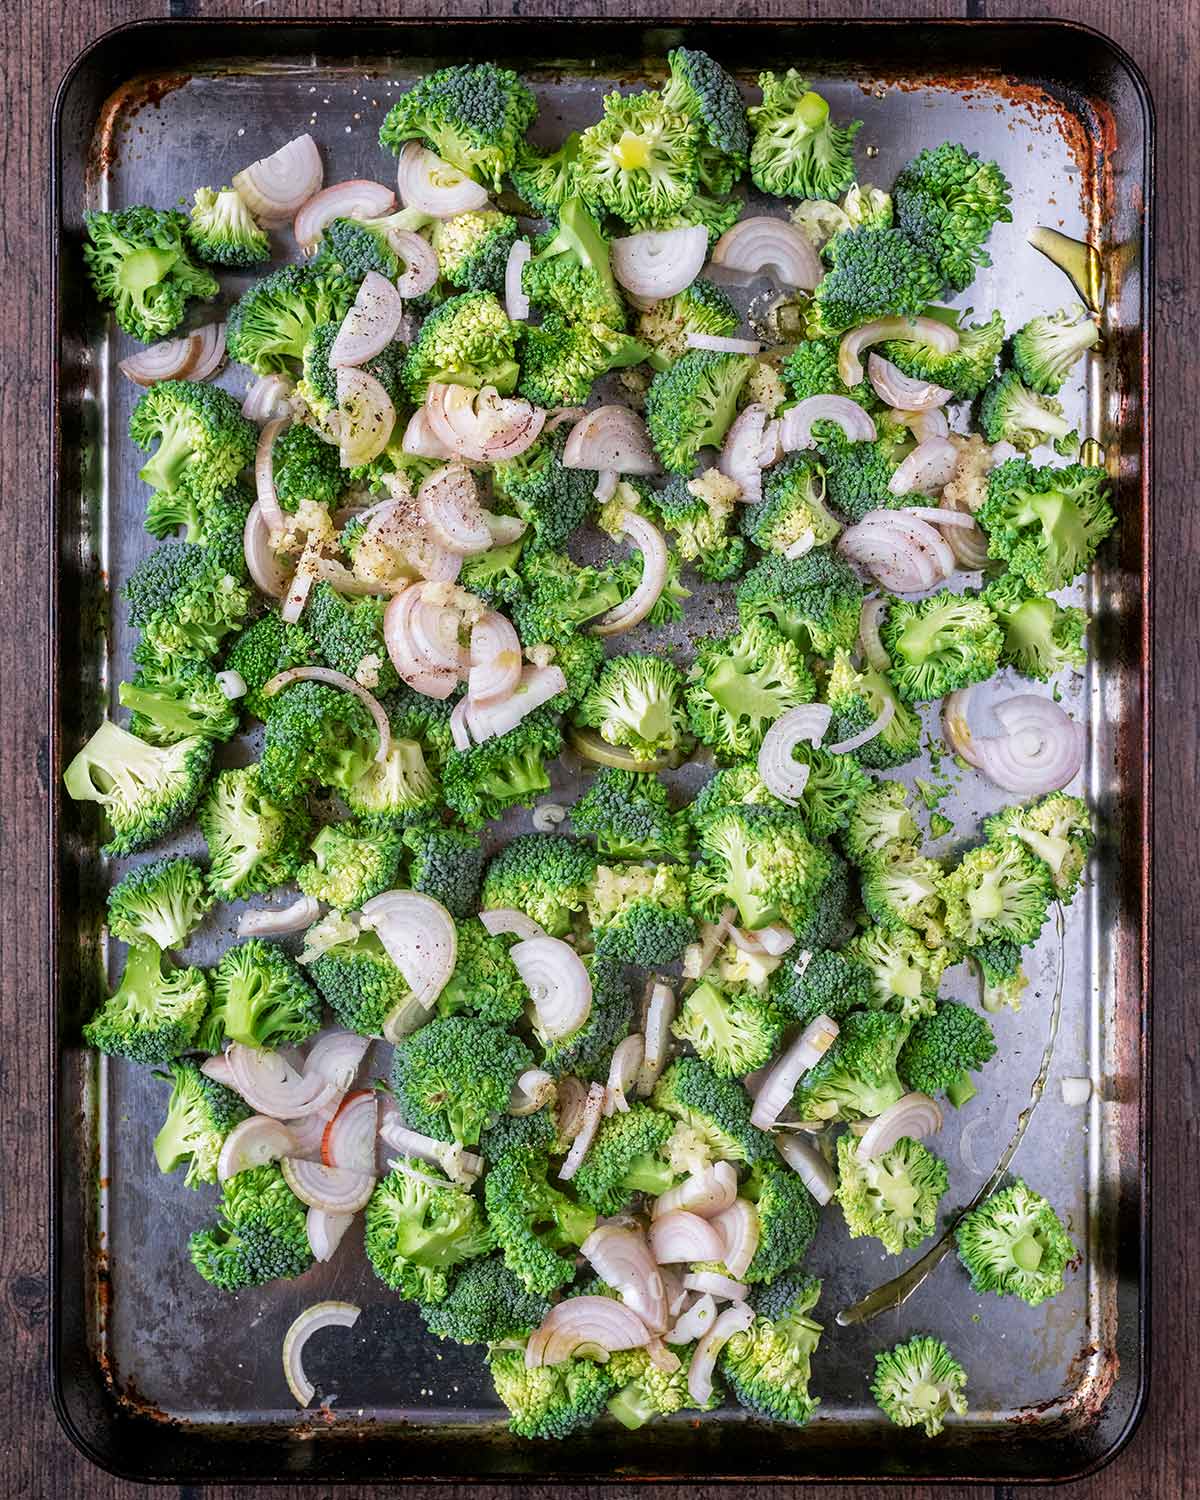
200;1052;236;1088
856;1092;944;1161
592;510;669;636
395;140;489;217
525;1295;650;1367
391;229;440;298
226;1045;340;1120
254;417;290;535
531;801;567;832
185;322;227;383
512;935;593;1043
281;1157;375;1214
775;1134;836;1205
653;1161;738;1220
418;463;493;554
887;437;960;497
242;372;295;424
750;1014;841;1130
612;224;708;299
480;907;545;940
234;134;323;227
119;325;222;386
729;922;795;957
582;1225;669;1334
509;1069;557;1117
330;271;404;368
648;1210;725;1265
718;403;777;505
867;352;952;411
426;383;545;464
554;1075;588;1143
383;583;465;700
403;406;458;460
839;314;959;387
303;1030;370;1093
891;405;950;443
757;704;832;806
970;693;1086;794
901;505;977;529
463;664;566;743
468;611;523;705
636;981;675;1097
712;216;823;290
336;366;396;467
858;596;891;671
668;1292;717;1344
283;1097;343;1160
558;1081;605;1181
682;1270;750;1302
306;1208;355;1263
505;238;531;321
604;1034;644;1115
217;1115;294;1181
688;1301;754;1405
360;890;457;1009
282;1302;360;1407
377;1105;482;1186
838;510;955;593
293;178;395;253
237;895;321;938
261;666;391;764
712;1200;760;1280
687;332;763;355
942;687;984;768
563;406;660;475
321;1090;379;1174
778;395;877;452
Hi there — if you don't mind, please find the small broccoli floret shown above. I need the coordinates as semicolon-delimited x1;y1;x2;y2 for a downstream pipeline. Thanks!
189;1164;313;1290
742;452;842;554
736;549;864;655
83;942;209;1065
644;349;753;476
507;550;627;646
420;1255;550;1345
635;278;739;372
222;613;319;720
518;314;650;408
259;679;379;801
540;957;634;1080
482;833;598;938
768;948;875;1027
607;1342;706;1429
685;618;815;763
83;205;219;342
308;212;417;281
781;336;875;408
1012;304;1101;395
343;736;440;831
881;589;1003;703
860;842;949;945
197;765;311;902
982;573;1087;682
269;422;346;510
743;1158;820;1283
748;73;860;201
202;938;322;1052
898;999;997;1109
585;862;695;965
970;935;1027;1013
478;1104;559;1165
813;422;912;524
570;768;691;863
575;654;688;761
978;458;1116;592
980;370;1079;457
391;1015;533;1147
652;1055;774;1164
488;1344;613;1440
843;779;922;865
894;141;1012;293
106;855;211;950
661;46;750;181
226;262;355;375
511;133;586;216
688;761;780;828
298;317;406;421
984;793;1093;901
399;821;484;917
836;1133;948;1253
572;1104;677;1215
118;658;239;747
402;289;520;401
793;1008;910;1123
307;920;410;1036
942;839;1054;952
883;308;1006;400
305;580;398;693
812;228;943;334
491;425;595;553
720;1272;823;1424
484;1146;597;1294
788;744;871;840
872;1335;968;1437
437;917;528;1025
379;64;536;191
955;1179;1074;1306
578;90;699;227
824;651;922;772
845;924;948;1019
64;719;212;857
381;681;459;768
123;541;252;667
441;711;562;829
649;469;745;580
145;476;253;564
521;196;625;328
295;819;405;911
130;380;257;522
430;208;519;293
690;804;832;932
365;1161;495;1302
186;185;269;267
153;1057;251;1188
792;848;856;952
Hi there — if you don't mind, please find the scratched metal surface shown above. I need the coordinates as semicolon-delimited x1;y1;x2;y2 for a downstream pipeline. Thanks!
52;22;1149;1484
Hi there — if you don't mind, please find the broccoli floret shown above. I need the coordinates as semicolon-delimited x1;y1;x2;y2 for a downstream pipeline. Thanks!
743;1157;821;1283
786;743;870;840
741;452;841;554
399;821;484;917
644;468;745;580
897;999;997;1108
517;313;650;408
123;541;252;667
402;290;520;400
943;838;1053;952
304;581;398;693
860;842;949;944
644;349;753;475
748;73;860;201
130;380;257;522
882;308;1006;400
540;956;634;1081
685;618;815;763
842;779;922;865
661;47;750;180
607;1342;706;1429
570;768;691;862
342;736;440;831
881;589;1003;703
578;90;699;227
652;1055;774;1164
507;551;627;646
153;1057;251;1188
186;185;269;267
812;228;944;334
298;317;406;419
259;679;379;801
836;1133;949;1252
437;917;528;1025
793;1008;910;1123
425;208;517;293
82;942;209;1065
441;711;562;829
691;804;831;932
521;196;625;328
720;1272;823;1424
221;613;318;720
871;1335;968;1437
511;132;586;216
197;765;311;902
978;458;1116;592
845;924;948;1019
478;1104;559;1165
585;862;695;964
824;651;922;771
365;1162;495;1302
656;186;742;248
812;422;912;524
189;1164;313;1290
381;681;459;768
202;938;322;1052
295;819;405;911
687;761;780;828
268;422;346;510
83;205;218;342
984;793;1093;902
484;1146;597;1294
572;1104;677;1215
420;1255;550;1345
391;1015;533;1147
982;573;1087;682
894;141;1012;293
106;855;211;950
309;212;414;281
308;923;410;1037
148;477;254;568
1012;304;1101;395
635;278;739;372
791;847;856;952
575;654;688;761
491;425;595;554
768;948;874;1027
226;262;356;375
955;1178;1074;1306
379;64;536;191
980;370;1079;456
736;549;864;655
118;658;239;747
488;1345;614;1441
64;719;212;857
482;833;598;938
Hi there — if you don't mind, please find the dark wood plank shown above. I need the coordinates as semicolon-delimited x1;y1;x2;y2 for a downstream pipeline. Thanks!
4;0;1196;1496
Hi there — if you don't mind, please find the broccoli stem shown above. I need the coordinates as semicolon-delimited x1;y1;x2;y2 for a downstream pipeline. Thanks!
622;1154;676;1199
1012;1234;1044;1272
607;1385;657;1430
946;1072;977;1109
120;246;178;294
139;417;195;495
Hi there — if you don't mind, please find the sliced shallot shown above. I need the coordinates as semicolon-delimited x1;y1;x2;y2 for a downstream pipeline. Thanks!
306;1208;356;1263
234;134;323;227
200;1052;236;1088
856;1091;944;1160
294;178;395;253
648;1210;725;1265
563;406;660;475
838;510;955;593
839;315;960;387
555;1075;588;1143
778;395;877;452
775;1135;836;1205
336;366;396;467
652;1161;738;1220
582;1225;669;1334
891;405;951;443
281;1157;375;1214
525;1295;650;1368
217;1115;294;1181
360;889;457;1008
750;1014;841;1130
403;406;457;460
669;1292;717;1344
511;935;592;1042
887;437;960;497
592;510;669;636
712;1200;760;1280
612;224;708;299
636;981;675;1097
242;373;295;424
757;704;832;806
391;229;440;298
303;1030;370;1092
509;1069;557;1117
712;216;823;290
120;326;223;386
558;1081;605;1181
418;463;492;553
262;666;390;764
463;664;566;744
604;1034;644;1115
468;612;523;704
682;1270;750;1302
480;907;545;940
243;501;291;600
330;271;404;367
395;140;488;217
867;352;952;411
505;238;532;321
377;1106;482;1186
282;1301;360;1407
971;693;1086;794
226;1045;340;1120
827;696;896;755
322;1090;379;1174
237;896;321;938
687;332;763;355
383;583;466;700
688;1301;754;1405
858;596;891;671
254;417;289;535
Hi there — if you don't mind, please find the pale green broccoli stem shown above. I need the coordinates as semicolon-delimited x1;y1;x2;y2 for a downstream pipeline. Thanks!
1012;1234;1044;1272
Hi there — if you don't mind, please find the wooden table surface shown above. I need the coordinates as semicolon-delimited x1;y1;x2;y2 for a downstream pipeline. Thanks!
8;0;1196;1494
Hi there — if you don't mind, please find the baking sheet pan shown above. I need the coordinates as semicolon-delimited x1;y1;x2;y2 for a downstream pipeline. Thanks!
50;17;1152;1484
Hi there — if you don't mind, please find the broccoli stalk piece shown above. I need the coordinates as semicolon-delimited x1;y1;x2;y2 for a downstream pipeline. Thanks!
83;942;209;1065
942;840;1054;950
197;765;311;902
982;573;1087;681
871;1336;968;1437
365;1162;495;1302
652;1055;774;1164
585;862;696;965
189;1164;313;1290
202;939;322;1052
484;1146;597;1294
635;278;740;372
845;923;949;1020
295;820;405;911
720;1272;824;1424
83;205;218;342
225;262;356;375
983;793;1093;902
736;549;864;656
1012;304;1101;394
978;459;1116;592
644;349;753;475
894;140;1012;293
881;589;1004;703
812;228;943;333
306;918;410;1037
578;90;699;227
572;1104;677;1216
118;658;239;747
482;833;598;938
419;1255;550;1344
488;1345;614;1441
130;380;257;519
391;1015;533;1147
882;308;1006;400
690;804;832;932
793;1008;911;1123
437;917;528;1025
186;186;270;267
980;370;1079;456
106;855;211;950
123;541;252;667
576;654;688;760
570;767;691;863
955;1179;1074;1306
153;1058;251;1188
685;618;815;763
379;64;537;191
767;948;875;1027
441;711;563;829
748;73;860;201
898;1000;998;1108
824;650;922;770
64;719;212;857
836;1133;949;1252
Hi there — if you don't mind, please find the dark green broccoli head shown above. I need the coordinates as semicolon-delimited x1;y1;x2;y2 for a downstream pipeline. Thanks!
123;540;252;666
189;1164;314;1291
153;1057;251;1189
572;1104;677;1216
823;650;922;770
258;679;379;801
540;956;634;1082
812;227;943;333
308;922;410;1037
419;1254;551;1344
379;64;537;191
482;833;598;938
521;196;626;329
364;1161;495;1302
483;1145;597;1294
390;1015;533;1146
402;290;520;401
508;550;626;646
882;308;1005;400
585;861;696;965
893;141;1013;293
436;917;529;1025
662;47;750;168
202;938;322;1052
634;277;739;371
782;336;875;407
741;451;842;553
722;1270;824;1422
792;1007;911;1122
299;317;406;415
106;855;211;950
881;588;1004;703
651;1055;774;1164
83;205;219;341
82;942;210;1065
304;583;396;689
570;767;691;862
517;314;650;408
650;470;746;580
226;262;357;375
488;1345;615;1440
644;349;753;476
690;803;832;932
671;978;786;1079
736;548;863;655
768;948;875;1027
222;612;320;720
490;424;596;553
270;422;347;510
743;1157;820;1283
511;133;586;217
440;711;562;828
296;819;406;911
977;458;1115;592
400;821;484;918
